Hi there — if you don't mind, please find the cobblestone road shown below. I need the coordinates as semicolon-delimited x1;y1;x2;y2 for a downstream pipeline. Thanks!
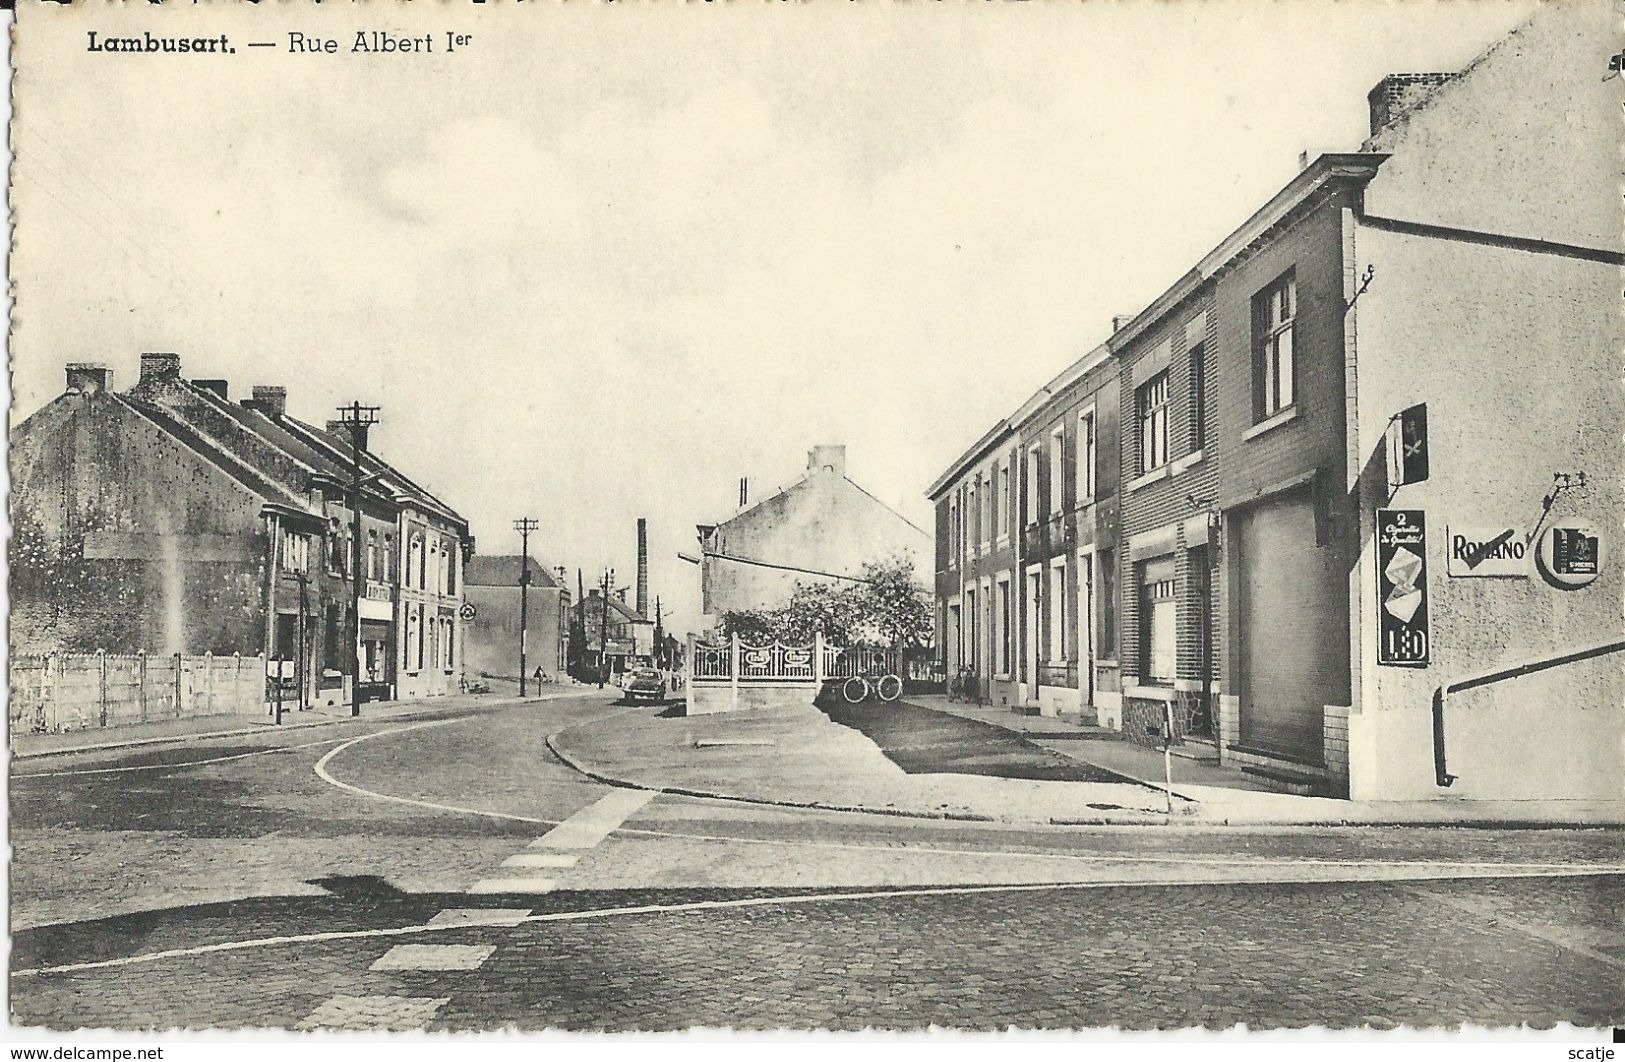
11;692;1623;1031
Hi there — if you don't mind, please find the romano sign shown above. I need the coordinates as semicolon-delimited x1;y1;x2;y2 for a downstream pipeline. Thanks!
1445;525;1531;578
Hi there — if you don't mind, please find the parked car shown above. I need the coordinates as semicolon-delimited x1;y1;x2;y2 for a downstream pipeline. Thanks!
623;667;667;704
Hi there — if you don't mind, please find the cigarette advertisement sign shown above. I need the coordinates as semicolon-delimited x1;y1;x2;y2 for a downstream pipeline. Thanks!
1445;526;1530;578
1377;509;1430;668
1535;524;1604;591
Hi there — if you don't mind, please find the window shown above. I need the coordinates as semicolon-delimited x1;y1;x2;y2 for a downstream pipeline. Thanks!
989;464;1000;540
406;535;422;590
1189;343;1207;450
280;530;309;573
1001;461;1013;537
1025;446;1041;525
997;579;1012;675
1077;410;1096;502
962;480;975;548
1137;371;1170;474
1048;426;1064;517
1254;273;1296;418
367;531;379;582
447;543;457;594
1139;559;1177;685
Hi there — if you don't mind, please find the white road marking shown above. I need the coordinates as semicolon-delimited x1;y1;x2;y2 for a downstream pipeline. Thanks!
467;878;557;895
427;909;531;928
369;944;495;972
298;994;449;1031
532;789;658;850
14;868;1622;979
14;736;352;779
503;853;580;869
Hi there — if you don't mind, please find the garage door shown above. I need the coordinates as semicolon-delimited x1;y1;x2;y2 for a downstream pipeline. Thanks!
1234;489;1348;763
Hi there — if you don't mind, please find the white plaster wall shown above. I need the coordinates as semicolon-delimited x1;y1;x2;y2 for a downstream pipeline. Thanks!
1364;0;1621;251
1348;225;1623;801
1346;0;1624;804
704;471;930;618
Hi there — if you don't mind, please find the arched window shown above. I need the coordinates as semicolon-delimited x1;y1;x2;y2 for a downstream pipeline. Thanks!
407;534;423;590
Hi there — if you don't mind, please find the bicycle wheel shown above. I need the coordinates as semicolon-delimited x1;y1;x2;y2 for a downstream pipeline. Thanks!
876;674;903;702
841;676;870;703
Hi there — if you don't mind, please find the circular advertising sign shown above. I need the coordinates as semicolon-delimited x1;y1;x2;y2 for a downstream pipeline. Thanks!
1534;523;1605;591
458;601;477;620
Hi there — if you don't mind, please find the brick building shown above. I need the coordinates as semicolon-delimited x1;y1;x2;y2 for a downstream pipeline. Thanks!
927;345;1122;721
10;353;473;708
926;2;1621;802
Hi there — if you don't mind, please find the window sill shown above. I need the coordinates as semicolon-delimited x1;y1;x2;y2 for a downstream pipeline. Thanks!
1126;684;1177;701
1127;465;1171;493
1171;449;1206;475
1242;405;1299;442
1096;659;1120;669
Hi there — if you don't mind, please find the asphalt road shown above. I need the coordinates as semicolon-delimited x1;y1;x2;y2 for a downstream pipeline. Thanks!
10;692;1624;1031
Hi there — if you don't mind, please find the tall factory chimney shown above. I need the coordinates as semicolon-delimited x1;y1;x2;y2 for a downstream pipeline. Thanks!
636;518;650;618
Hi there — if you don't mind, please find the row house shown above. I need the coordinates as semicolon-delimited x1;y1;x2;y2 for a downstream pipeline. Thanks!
928;1;1620;803
929;345;1121;722
10;352;473;708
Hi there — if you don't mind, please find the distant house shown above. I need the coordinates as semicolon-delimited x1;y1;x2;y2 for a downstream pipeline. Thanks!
573;589;654;681
696;444;930;634
9;353;472;707
462;556;570;682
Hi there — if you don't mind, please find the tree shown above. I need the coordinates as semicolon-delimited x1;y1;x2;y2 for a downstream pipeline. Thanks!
716;554;931;650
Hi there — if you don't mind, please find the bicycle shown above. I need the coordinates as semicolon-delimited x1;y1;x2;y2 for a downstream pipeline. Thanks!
947;668;980;704
841;669;903;704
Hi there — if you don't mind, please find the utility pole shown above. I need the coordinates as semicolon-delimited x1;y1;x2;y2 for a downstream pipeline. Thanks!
514;517;539;697
337;401;380;719
598;567;614;688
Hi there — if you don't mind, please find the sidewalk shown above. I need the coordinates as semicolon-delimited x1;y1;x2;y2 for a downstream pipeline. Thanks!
548;697;1625;827
10;685;594;761
910;695;1279;795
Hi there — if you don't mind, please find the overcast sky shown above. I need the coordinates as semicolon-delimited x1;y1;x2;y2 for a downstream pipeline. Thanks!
11;1;1536;633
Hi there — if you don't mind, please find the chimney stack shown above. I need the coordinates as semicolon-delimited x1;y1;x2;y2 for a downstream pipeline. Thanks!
739;477;749;508
1111;315;1135;333
636;518;649;618
1368;73;1456;137
194;379;228;399
807;444;847;478
251;385;287;419
65;363;112;395
139;352;181;383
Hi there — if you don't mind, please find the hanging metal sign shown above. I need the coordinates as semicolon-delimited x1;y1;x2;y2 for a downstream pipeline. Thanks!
1377;508;1430;667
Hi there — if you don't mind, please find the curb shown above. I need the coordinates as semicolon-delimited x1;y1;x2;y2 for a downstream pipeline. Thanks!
11;690;584;761
542;725;1189;827
543;717;1625;832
